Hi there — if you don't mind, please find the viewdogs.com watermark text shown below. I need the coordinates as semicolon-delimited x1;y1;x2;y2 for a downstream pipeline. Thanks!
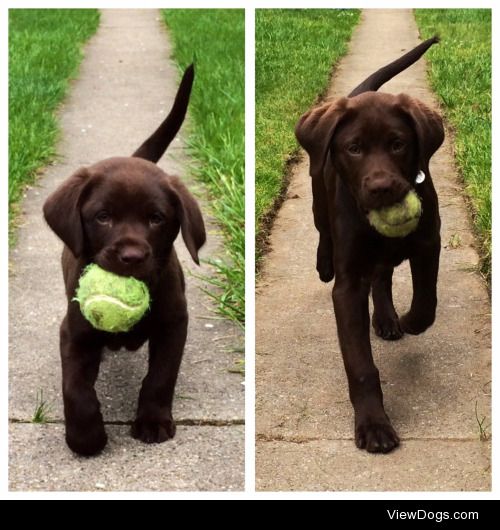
387;510;479;523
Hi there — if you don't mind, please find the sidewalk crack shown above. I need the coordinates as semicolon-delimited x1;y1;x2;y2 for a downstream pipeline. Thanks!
256;433;484;444
10;418;244;427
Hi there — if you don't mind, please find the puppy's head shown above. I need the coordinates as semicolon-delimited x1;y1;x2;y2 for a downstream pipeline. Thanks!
296;92;444;211
43;157;205;281
44;64;204;281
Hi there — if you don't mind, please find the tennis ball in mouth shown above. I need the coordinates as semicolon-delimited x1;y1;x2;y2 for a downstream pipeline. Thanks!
74;264;150;333
367;189;422;238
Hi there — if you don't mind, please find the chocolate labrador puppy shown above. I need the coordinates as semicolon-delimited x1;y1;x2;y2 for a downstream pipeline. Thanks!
43;65;206;456
296;38;444;453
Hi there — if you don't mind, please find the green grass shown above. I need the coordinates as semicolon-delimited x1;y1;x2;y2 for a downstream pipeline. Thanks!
415;9;491;281
163;9;245;325
255;9;360;255
475;401;490;442
9;9;100;235
31;390;52;424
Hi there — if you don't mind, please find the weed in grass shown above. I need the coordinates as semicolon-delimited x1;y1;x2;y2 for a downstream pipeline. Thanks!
415;9;491;282
447;233;462;249
255;9;360;259
163;9;244;325
176;395;195;401
9;9;100;238
32;390;52;424
474;401;490;442
228;359;245;375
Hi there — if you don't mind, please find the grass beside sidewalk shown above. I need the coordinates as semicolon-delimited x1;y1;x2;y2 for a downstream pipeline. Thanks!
163;9;245;325
9;9;100;236
255;9;360;260
415;9;491;282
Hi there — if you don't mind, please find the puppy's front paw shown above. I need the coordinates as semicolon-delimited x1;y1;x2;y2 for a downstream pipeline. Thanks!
66;421;107;457
355;418;400;454
131;416;176;444
400;310;435;335
372;312;403;340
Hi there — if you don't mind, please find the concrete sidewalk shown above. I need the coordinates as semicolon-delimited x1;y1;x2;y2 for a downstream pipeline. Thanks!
256;9;491;491
9;9;244;492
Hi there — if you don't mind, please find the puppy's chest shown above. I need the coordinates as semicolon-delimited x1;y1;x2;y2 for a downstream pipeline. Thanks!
373;237;413;268
102;321;150;351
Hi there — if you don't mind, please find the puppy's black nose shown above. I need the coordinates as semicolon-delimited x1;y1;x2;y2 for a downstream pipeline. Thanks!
363;174;409;209
366;176;393;198
119;247;149;265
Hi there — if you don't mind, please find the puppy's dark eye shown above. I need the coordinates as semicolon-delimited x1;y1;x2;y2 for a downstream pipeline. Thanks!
95;211;111;225
149;212;164;226
347;144;362;156
392;139;406;153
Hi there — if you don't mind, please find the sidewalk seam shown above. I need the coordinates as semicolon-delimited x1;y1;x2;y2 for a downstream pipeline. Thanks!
10;418;244;427
257;435;484;444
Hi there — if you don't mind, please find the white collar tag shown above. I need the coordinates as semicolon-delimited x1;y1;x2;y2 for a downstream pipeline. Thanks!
415;170;426;184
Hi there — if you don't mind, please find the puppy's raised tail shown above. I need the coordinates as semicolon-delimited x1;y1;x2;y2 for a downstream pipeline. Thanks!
348;36;439;97
133;64;195;163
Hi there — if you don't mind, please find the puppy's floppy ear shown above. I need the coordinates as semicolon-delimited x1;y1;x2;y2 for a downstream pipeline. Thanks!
295;98;349;178
397;94;444;172
43;167;92;257
168;176;206;264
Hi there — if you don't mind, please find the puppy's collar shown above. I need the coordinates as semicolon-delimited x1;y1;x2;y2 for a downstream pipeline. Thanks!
415;170;425;184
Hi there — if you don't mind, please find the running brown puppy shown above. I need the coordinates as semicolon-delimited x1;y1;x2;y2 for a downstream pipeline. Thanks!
43;66;206;456
296;38;443;453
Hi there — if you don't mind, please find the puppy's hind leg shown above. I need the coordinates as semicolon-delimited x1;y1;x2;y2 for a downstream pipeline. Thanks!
400;238;440;334
371;265;403;340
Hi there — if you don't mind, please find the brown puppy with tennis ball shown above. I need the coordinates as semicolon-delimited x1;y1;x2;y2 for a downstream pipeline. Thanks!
43;65;206;456
296;38;444;453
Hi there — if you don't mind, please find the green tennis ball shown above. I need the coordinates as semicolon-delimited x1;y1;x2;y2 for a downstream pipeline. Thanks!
367;189;422;238
74;264;150;333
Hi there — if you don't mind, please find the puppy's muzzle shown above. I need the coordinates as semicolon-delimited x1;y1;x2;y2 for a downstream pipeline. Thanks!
361;172;411;210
